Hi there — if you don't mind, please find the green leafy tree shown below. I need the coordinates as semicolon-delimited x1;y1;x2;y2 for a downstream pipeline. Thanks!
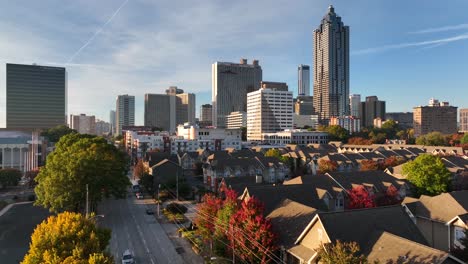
319;125;349;142
35;133;130;213
21;212;112;264
381;120;400;139
41;125;77;143
402;154;451;196
265;149;281;158
316;240;368;264
0;168;22;189
416;132;448;146
461;133;468;144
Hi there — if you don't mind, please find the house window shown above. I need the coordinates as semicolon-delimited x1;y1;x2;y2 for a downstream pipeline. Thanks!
455;226;466;247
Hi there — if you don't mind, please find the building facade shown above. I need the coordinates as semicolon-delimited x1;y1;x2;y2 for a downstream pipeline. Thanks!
212;59;262;127
144;87;195;132
298;64;311;96
95;120;111;136
200;104;213;122
116;94;135;136
349;94;361;118
293;114;319;129
6;63;66;130
413;99;458;137
295;96;315;115
70;114;96;134
460;109;468;133
226;111;247;129
385;112;414;129
330;116;361;133
313;5;350;120
360;96;386;128
247;88;293;141
261;130;329;145
260;81;289;91
109;110;116;135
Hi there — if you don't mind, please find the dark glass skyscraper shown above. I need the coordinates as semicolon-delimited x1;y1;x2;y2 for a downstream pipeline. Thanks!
6;63;66;130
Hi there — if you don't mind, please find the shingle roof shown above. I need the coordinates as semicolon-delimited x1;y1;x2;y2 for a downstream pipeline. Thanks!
443;156;468;170
326;170;406;193
283;174;344;197
267;199;318;247
146;152;179;167
359;152;385;160
365;231;451;264
403;191;468;222
210;157;260;171
317;206;428;249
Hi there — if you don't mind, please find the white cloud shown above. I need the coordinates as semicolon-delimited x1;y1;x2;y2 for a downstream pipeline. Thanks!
409;23;468;34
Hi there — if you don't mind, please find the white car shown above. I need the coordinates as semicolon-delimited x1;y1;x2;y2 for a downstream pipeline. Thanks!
122;249;135;264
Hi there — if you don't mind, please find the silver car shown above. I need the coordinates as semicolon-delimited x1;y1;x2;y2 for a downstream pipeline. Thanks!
122;249;135;264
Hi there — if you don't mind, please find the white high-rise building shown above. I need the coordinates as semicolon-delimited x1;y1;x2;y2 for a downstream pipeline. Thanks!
70;114;96;134
298;65;310;96
247;87;293;141
116;94;135;135
313;5;350;120
349;94;361;117
226;111;247;129
212;58;262;128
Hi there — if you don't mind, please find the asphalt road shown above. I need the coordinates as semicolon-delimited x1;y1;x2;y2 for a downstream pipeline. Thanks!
99;194;185;264
0;203;51;264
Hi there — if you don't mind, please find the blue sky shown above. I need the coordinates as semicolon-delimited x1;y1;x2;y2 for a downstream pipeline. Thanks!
0;0;467;127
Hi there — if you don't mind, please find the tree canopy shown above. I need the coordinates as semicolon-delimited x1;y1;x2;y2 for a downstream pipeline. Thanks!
35;133;130;213
415;132;448;146
0;168;21;189
402;154;451;196
316;240;368;264
319;125;349;142
22;212;112;264
347;186;376;209
461;134;468;144
41;125;77;143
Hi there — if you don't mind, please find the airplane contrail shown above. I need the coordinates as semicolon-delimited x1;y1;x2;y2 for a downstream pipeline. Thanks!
67;0;129;63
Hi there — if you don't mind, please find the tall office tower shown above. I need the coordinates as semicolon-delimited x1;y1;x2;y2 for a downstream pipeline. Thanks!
70;114;96;134
212;58;262;128
461;109;468;133
360;96;386;128
6;63;66;130
298;65;310;96
115;94;135;135
200;104;213;122
247;87;293;141
144;87;195;132
109;110;116;135
413;99;458;137
313;5;350;121
349;94;361;117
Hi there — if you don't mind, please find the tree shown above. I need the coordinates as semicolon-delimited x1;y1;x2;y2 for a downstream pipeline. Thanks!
402;154;451;196
133;159;148;180
229;197;277;263
41;125;77;143
214;188;238;255
381;120;399;139
35;134;130;213
315;240;368;264
347;186;375;209
416;132;448;146
21;212;112;264
461;133;468;144
360;160;379;171
0;168;22;189
348;137;373;145
369;131;387;144
139;173;153;193
376;185;401;206
380;156;405;170
194;193;223;242
265;149;281;158
318;159;338;174
320;125;349;142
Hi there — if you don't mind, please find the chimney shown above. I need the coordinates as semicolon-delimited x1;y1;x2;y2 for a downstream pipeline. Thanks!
240;58;247;64
252;59;259;66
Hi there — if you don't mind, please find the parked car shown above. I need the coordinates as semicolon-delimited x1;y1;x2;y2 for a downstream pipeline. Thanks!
122;249;135;264
145;208;154;215
136;193;144;199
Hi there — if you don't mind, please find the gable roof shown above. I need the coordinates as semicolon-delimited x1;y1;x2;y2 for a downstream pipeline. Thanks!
283;174;344;197
404;191;468;222
326;170;406;193
146;151;179;167
267;199;317;248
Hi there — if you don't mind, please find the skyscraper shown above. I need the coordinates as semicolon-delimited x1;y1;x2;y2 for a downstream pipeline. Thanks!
115;95;135;135
109;110;116;135
70;114;96;134
298;65;310;96
461;109;468;133
6;63;66;130
212;58;262;128
144;87;195;132
349;94;361;117
200;104;213;122
313;5;350;120
360;96;386;128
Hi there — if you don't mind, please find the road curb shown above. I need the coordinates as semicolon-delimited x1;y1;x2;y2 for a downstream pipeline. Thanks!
0;201;34;217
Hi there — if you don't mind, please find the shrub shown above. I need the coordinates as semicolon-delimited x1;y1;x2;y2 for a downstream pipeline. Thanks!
166;203;188;214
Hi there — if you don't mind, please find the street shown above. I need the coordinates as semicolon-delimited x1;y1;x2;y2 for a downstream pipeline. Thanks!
99;194;185;264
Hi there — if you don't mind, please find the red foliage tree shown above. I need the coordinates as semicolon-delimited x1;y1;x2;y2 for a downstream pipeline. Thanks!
347;186;376;209
194;193;223;241
376;185;401;206
228;197;277;263
318;159;338;174
348;137;373;145
379;156;405;170
360;160;379;171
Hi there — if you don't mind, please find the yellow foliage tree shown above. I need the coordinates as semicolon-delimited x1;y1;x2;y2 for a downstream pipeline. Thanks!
22;212;113;264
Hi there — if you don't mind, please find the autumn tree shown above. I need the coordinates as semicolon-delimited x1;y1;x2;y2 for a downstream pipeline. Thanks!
133;159;148;179
316;240;368;264
318;159;338;174
229;197;277;263
360;160;379;171
214;188;239;255
402;154;451;196
376;185;401;206
194;193;223;242
35;133;130;213
22;212;112;264
347;186;375;209
348;137;373;145
0;168;21;189
265;149;281;158
380;156;405;170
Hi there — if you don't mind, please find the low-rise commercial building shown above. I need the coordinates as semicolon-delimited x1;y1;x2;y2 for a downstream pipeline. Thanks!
260;130;329;145
413;99;457;136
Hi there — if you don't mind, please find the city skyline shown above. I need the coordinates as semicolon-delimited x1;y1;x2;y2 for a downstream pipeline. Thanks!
1;1;467;127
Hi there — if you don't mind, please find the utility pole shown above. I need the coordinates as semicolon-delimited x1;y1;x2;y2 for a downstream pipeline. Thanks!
157;184;161;218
